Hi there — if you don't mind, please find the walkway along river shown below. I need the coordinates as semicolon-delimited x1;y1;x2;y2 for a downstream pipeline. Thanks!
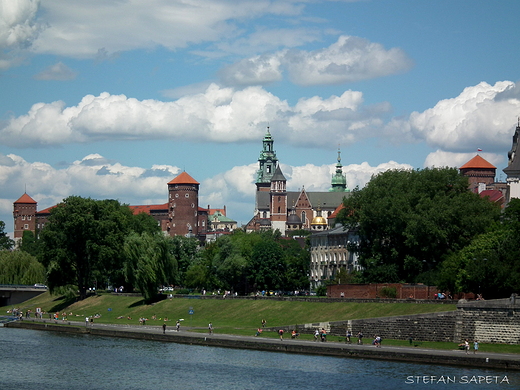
5;318;520;371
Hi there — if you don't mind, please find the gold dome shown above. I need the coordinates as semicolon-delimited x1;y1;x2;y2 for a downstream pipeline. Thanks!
311;215;327;225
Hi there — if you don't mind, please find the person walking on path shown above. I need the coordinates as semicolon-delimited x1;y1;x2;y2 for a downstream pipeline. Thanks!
162;323;166;334
473;340;479;354
464;339;470;354
314;329;319;342
208;322;213;335
176;320;180;332
346;330;352;343
278;329;284;341
358;331;364;345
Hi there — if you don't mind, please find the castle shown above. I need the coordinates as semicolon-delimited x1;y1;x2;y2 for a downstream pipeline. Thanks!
13;170;236;243
245;127;350;236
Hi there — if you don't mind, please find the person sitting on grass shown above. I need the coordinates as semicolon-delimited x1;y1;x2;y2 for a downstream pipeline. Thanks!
291;330;300;339
255;328;262;337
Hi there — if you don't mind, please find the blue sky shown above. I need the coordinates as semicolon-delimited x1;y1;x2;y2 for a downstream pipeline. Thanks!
1;0;520;235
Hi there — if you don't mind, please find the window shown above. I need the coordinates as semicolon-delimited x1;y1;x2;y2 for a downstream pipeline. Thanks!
22;216;26;220
24;224;29;229
185;193;189;198
191;203;195;208
28;216;31;220
175;193;179;198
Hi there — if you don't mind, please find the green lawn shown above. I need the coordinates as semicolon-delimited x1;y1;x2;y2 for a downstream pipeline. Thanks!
6;292;520;354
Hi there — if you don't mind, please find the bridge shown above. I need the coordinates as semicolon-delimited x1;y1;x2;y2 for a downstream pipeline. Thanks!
0;285;48;307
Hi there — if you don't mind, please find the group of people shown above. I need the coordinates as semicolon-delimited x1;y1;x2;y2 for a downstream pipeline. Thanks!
461;339;479;354
313;328;328;342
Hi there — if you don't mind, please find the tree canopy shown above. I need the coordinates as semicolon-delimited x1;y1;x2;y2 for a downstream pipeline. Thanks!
337;168;501;283
39;196;160;299
0;221;14;251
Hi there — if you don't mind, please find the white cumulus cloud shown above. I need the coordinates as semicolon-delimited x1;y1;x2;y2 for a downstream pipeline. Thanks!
0;84;390;149
220;35;414;87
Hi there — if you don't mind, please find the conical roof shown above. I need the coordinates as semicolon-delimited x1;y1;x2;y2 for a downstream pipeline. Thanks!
14;193;37;204
168;171;199;185
460;155;496;170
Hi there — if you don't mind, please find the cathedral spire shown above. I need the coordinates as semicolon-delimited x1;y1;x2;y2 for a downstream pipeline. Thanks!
330;146;348;192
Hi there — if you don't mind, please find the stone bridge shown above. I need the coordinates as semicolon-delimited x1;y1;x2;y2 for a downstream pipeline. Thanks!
0;284;47;307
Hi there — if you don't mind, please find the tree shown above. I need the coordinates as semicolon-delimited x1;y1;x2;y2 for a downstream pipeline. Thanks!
124;232;177;302
337;168;501;283
19;230;40;257
248;239;286;291
39;196;158;299
438;199;520;298
0;250;46;284
0;221;14;250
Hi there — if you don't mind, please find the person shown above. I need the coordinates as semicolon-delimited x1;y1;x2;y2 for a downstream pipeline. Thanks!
464;339;470;354
314;329;319;342
176;320;180;332
346;329;352;343
358;331;364;344
373;335;381;348
320;328;327;342
261;319;266;328
278;329;284;340
162;323;166;334
255;328;262;337
291;330;299;339
208;322;213;335
473;340;479;354
85;316;89;327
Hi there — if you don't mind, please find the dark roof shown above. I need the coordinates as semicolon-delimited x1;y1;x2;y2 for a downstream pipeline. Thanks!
256;190;349;210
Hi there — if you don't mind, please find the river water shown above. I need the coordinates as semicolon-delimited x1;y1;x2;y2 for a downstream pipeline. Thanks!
0;327;518;390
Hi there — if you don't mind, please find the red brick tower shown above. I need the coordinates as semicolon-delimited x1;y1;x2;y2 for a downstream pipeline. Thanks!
167;172;200;237
459;155;496;193
13;193;37;240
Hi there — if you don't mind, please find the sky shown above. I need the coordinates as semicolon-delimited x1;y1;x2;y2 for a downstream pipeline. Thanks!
1;0;520;236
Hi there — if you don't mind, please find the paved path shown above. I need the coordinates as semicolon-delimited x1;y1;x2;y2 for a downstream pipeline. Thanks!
10;318;520;370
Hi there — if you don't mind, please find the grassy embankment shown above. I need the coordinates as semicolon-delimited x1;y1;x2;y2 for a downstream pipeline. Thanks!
4;292;520;354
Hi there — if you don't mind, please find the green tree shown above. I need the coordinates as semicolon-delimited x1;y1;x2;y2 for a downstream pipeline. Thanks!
337;168;501;283
249;238;285;291
0;221;14;250
19;230;40;257
438;199;520;298
39;196;158;299
0;250;46;284
123;232;177;302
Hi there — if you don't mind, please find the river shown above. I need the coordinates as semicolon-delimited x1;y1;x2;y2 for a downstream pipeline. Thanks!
0;327;517;389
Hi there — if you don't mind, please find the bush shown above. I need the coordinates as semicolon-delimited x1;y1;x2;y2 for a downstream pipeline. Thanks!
379;286;397;298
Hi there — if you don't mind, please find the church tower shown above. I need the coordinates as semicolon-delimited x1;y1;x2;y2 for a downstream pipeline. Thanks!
256;127;279;192
504;119;520;201
330;147;348;192
167;171;200;237
270;164;287;235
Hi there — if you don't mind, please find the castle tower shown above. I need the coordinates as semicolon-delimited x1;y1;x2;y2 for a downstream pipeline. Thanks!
256;127;279;192
167;171;200;237
504;120;520;201
460;154;496;193
270;164;287;235
13;193;37;241
330;147;348;192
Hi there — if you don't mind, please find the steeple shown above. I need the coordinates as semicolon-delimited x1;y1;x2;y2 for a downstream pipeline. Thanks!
256;126;279;191
330;147;348;192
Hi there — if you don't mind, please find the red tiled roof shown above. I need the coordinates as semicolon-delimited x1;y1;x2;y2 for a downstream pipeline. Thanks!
479;190;504;203
14;193;37;204
460;155;496;170
37;205;56;215
328;203;345;219
129;203;168;215
167;171;199;185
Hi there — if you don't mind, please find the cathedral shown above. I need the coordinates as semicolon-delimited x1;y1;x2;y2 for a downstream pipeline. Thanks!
246;127;350;236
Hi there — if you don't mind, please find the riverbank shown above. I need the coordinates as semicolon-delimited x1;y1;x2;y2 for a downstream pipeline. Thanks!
5;319;520;371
